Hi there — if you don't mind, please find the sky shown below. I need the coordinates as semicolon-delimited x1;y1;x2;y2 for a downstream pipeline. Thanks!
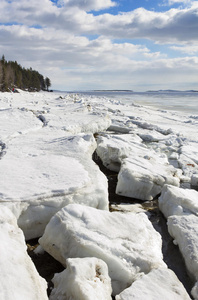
0;0;198;91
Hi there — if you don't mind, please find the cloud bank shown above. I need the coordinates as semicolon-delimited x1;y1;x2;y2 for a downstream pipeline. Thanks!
0;0;198;91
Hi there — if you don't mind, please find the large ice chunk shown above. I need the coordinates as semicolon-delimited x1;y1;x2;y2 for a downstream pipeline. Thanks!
168;214;198;298
39;203;166;295
0;206;48;300
96;133;146;172
0;132;108;239
50;257;112;300
178;152;198;183
181;143;198;165
115;268;191;300
159;184;198;218
116;157;180;201
96;133;181;200
45;101;111;134
159;185;198;298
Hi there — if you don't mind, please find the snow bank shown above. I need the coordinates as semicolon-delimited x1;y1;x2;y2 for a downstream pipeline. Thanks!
115;268;191;300
0;206;48;300
0;107;42;141
39;203;166;295
50;257;112;300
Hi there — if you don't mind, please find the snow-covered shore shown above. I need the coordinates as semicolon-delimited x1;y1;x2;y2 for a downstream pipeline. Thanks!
0;90;198;299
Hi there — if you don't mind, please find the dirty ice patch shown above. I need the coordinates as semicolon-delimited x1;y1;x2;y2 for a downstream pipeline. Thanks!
39;204;166;296
178;143;198;185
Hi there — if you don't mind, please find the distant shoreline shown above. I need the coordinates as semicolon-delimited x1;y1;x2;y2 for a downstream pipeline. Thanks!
55;89;198;94
93;90;134;92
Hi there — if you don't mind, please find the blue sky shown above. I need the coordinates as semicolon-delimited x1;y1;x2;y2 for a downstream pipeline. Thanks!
91;0;179;14
0;0;197;91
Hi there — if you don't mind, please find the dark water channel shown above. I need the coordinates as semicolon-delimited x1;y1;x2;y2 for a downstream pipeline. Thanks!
27;239;64;296
93;151;194;298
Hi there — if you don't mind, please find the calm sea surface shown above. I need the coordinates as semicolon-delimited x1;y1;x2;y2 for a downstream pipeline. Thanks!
75;91;198;115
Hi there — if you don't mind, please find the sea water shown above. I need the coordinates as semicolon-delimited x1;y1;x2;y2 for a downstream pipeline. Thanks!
78;91;198;115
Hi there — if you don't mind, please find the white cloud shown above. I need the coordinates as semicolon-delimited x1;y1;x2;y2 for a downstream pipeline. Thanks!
57;0;117;11
50;56;198;91
93;5;198;43
164;0;192;5
1;0;198;43
0;0;198;91
170;44;198;54
0;24;161;67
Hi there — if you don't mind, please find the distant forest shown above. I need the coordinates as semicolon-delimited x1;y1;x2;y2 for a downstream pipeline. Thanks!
0;55;51;92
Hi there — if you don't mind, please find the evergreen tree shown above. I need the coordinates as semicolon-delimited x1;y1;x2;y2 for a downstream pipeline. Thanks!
0;62;2;87
1;55;5;64
45;77;51;91
2;65;8;92
0;55;52;92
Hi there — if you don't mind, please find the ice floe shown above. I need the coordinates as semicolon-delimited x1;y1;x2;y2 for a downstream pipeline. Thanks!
159;184;198;218
50;257;112;300
96;133;181;200
0;206;48;299
159;185;198;298
1;90;198;299
0;107;42;141
39;203;166;295
0;131;108;239
168;214;198;298
116;156;180;201
0;92;112;240
115;268;191;300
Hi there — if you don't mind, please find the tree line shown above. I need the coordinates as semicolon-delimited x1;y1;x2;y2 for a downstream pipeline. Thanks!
0;55;51;92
